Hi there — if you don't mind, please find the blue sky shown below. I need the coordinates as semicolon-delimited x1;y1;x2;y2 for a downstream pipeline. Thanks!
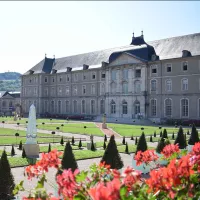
0;1;199;73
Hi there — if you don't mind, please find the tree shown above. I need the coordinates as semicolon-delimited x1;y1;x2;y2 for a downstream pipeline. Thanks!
160;131;163;138
156;137;166;153
104;135;107;142
22;147;26;158
187;130;190;135
61;141;78;172
154;131;156;137
174;126;187;149
150;135;153;142
188;124;200;145
78;139;82;149
125;142;129;154
122;136;126;145
11;145;15;156
101;135;123;169
172;132;175;140
103;141;107;150
60;136;64;146
130;135;134;140
19;140;22;150
71;136;75;145
91;139;96;151
163;129;168;138
48;143;51;153
135;137;138;145
136;132;148;153
0;150;15;199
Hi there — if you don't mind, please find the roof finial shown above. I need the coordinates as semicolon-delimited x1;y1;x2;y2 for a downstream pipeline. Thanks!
132;31;134;38
45;53;47;58
53;55;55;59
141;30;143;36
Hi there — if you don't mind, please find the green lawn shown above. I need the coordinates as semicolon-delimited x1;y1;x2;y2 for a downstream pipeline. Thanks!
0;150;11;156
40;145;79;153
37;123;104;136
8;157;30;167
74;150;104;160
107;123;189;137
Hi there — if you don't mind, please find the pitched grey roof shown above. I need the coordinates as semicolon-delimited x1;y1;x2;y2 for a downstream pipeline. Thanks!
0;91;7;98
24;32;200;75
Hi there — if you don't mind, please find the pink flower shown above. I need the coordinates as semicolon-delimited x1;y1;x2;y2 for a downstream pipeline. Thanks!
161;144;180;158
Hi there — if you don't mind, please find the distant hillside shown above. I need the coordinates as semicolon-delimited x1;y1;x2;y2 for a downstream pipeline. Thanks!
0;72;21;92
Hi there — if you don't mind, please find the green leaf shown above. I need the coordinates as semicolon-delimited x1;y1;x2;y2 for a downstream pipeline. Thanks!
120;186;127;200
76;171;88;183
13;181;24;195
73;194;86;200
35;174;46;189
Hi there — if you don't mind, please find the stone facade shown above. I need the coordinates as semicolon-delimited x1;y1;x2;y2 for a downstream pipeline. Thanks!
21;32;200;122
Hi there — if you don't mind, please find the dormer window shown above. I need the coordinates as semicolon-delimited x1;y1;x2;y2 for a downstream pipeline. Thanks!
166;64;172;72
101;73;106;79
182;61;188;71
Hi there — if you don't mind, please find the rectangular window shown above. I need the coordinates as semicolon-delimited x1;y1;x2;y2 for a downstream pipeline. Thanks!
166;64;172;72
51;87;55;96
182;79;188;91
151;65;157;74
44;88;48;96
92;73;96;79
151;99;157;116
34;88;37;95
135;69;141;78
58;87;62;95
52;77;55;83
122;83;128;94
59;76;62;82
83;74;86;80
44;77;48;83
181;99;189;117
67;75;70;82
123;69;128;79
101;73;106;78
66;86;69;95
111;70;117;80
82;85;86;94
73;86;77;95
74;74;78;81
182;61;188;71
91;85;95;95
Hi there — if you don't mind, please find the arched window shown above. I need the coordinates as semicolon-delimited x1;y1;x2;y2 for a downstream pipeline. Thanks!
100;99;105;114
58;100;61;114
122;100;128;114
151;99;157;116
110;100;116;114
166;79;172;92
82;100;86;114
73;101;77;113
181;99;189;117
111;82;116;94
101;83;105;95
122;82;128;94
91;100;95;114
51;101;55;113
66;101;70;113
134;100;140;114
151;80;157;92
182;78;188;91
135;80;141;94
165;98;172;117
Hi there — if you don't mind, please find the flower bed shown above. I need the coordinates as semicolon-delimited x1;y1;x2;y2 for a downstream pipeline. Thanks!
14;143;200;200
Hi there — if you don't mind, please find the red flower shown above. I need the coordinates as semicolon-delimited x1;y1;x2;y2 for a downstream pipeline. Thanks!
134;150;158;166
56;169;79;199
89;178;121;200
99;161;110;169
192;142;200;156
161;144;180;158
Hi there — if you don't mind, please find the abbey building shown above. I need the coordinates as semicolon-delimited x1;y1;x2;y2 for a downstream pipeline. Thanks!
21;32;200;122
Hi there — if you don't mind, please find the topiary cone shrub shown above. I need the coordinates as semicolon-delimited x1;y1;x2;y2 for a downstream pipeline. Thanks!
19;140;22;150
48;143;51;153
150;135;153;142
60;136;64;146
91;140;96;151
11;145;15;156
0;150;15;199
71;136;75;146
104;135;107;142
136;132;147;154
78;139;82;149
101;135;124;169
125;142;129;154
174;126;187;149
154;131;156;137
187;130;190;135
135;137;138;145
122;136;126;145
160;131;163;138
61;141;78;172
172;132;175;140
103;141;107;150
188;124;200;145
130;135;134;140
156;137;165;153
22;147;26;158
163;129;168;138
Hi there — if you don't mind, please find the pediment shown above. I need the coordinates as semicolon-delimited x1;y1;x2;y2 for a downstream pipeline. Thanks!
1;94;14;99
109;52;145;67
